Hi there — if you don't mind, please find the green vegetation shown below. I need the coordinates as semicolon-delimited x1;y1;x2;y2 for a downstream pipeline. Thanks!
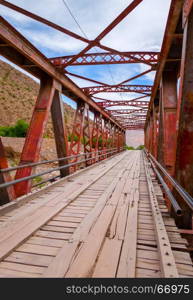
0;119;29;137
125;145;135;150
125;145;144;150
32;176;45;188
136;145;145;150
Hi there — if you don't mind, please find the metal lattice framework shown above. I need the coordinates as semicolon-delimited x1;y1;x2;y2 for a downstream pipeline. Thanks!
0;0;156;130
50;51;159;66
0;0;181;202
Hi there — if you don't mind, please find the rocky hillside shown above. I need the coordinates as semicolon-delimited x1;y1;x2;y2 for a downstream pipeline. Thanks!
0;59;75;137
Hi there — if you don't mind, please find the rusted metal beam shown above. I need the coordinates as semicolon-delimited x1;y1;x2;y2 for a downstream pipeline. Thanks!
66;71;107;86
110;108;147;115
83;84;152;96
83;104;92;166
0;0;89;43
51;89;69;177
98;100;149;108
174;7;193;228
152;102;159;159
50;52;159;66
64;0;143;67
157;91;165;165
68;101;85;171
118;68;153;85
91;112;100;163
145;0;184;128
161;70;177;176
183;0;193;27
94;95;148;105
0;138;15;204
14;76;56;197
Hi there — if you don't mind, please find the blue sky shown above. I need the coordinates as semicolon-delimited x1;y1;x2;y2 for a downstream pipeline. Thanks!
0;0;171;110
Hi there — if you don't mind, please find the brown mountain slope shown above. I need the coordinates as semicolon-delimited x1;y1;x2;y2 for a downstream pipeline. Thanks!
0;59;75;137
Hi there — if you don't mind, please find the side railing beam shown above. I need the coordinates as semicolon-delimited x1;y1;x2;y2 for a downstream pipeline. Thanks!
174;6;193;228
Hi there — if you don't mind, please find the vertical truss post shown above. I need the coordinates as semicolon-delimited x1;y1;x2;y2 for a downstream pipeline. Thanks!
174;8;193;228
160;71;178;212
123;130;126;148
106;121;111;154
103;120;108;159
98;115;104;161
14;76;55;197
111;124;115;149
69;100;85;172
152;102;159;159
161;71;178;176
115;126;119;152
51;88;69;177
0;138;15;204
157;90;165;165
148;113;154;154
91;111;100;163
83;104;92;166
144;123;149;151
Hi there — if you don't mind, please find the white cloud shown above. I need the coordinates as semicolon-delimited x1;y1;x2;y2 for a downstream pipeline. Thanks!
0;0;171;54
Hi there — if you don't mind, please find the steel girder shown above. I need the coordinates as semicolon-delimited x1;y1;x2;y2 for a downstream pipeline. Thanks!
14;76;56;197
51;89;70;177
50;51;159;66
98;100;149;108
83;85;152;96
68;101;86;171
174;5;193;228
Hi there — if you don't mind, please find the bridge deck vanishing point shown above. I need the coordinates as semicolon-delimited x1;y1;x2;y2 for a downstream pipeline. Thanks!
0;151;192;278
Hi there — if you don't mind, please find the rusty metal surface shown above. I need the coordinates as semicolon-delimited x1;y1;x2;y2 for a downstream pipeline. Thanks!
145;0;184;128
50;51;159;66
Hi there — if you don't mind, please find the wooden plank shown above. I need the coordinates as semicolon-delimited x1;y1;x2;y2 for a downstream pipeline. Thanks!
143;154;179;278
42;241;80;278
137;258;160;271
27;236;65;248
92;239;122;278
43;155;135;278
36;230;71;240
53;216;82;223
0;267;39;277
5;252;53;267
117;153;140;277
17;244;59;256
136;267;161;278
58;212;86;218
0;261;45;274
47;221;78;228
42;225;74;234
0;153;127;262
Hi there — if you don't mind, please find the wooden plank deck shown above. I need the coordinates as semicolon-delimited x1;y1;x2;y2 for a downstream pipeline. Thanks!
0;150;192;278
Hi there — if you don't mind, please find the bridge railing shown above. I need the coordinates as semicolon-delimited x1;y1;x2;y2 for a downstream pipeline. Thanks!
144;149;193;219
0;147;125;199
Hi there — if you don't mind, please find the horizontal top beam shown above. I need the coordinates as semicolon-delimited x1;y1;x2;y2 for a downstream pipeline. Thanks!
0;16;124;130
83;84;152;95
99;100;149;108
50;51;159;66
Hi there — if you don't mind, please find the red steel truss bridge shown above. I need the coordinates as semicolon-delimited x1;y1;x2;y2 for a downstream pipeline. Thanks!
0;0;193;279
